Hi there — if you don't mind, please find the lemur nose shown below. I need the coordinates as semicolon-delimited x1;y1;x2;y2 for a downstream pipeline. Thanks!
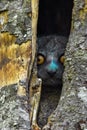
47;61;58;76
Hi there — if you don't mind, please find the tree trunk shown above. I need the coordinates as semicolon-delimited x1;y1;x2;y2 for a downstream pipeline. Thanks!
50;0;87;129
0;0;33;129
0;0;87;130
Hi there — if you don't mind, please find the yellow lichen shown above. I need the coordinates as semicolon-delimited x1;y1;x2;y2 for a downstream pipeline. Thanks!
17;85;26;96
0;11;8;30
0;32;31;88
79;0;87;20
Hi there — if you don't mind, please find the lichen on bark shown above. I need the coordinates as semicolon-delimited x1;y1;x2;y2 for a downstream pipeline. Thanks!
50;0;87;130
0;0;32;129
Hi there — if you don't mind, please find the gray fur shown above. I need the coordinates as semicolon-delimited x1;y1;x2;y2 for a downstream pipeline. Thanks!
37;35;68;87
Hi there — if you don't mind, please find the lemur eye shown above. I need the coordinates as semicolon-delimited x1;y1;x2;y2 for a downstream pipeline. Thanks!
37;54;45;65
60;55;65;64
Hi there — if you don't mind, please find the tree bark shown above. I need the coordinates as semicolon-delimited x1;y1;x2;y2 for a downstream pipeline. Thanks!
50;0;87;129
0;0;32;129
0;0;87;130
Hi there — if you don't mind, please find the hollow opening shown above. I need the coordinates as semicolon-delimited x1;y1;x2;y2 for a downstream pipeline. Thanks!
37;0;73;128
37;0;73;37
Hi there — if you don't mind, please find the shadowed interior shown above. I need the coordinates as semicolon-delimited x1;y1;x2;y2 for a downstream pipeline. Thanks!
37;0;73;128
37;0;73;37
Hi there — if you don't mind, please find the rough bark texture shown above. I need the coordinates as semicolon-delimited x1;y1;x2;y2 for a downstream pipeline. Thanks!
50;0;87;130
0;0;32;129
0;0;87;130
